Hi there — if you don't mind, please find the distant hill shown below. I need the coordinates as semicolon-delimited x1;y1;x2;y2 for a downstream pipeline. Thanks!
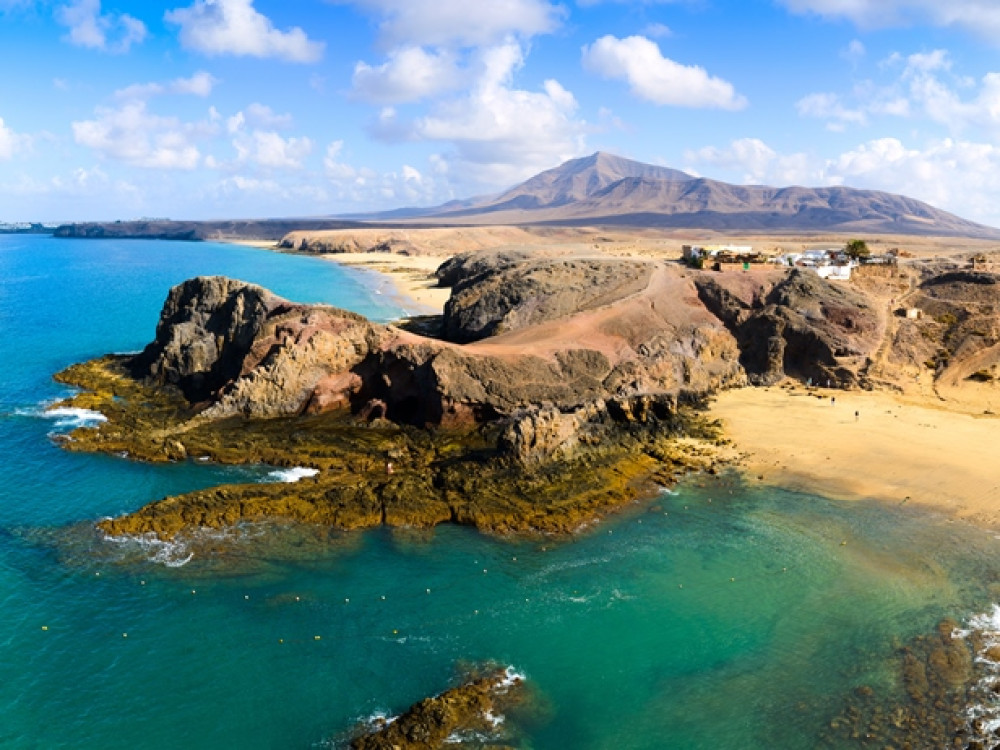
380;152;1000;239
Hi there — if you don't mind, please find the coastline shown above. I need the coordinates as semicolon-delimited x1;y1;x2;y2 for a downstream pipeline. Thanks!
320;252;450;316
708;384;1000;528
221;235;1000;534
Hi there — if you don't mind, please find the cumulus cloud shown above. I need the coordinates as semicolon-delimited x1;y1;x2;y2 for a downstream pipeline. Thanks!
165;0;324;62
323;141;441;205
0;117;31;159
55;0;147;53
778;0;1000;40
685;138;814;186
352;46;462;103
114;71;219;100
799;49;1000;133
231;130;312;169
377;41;585;185
335;0;565;48
581;35;747;110
217;105;309;169
72;101;209;169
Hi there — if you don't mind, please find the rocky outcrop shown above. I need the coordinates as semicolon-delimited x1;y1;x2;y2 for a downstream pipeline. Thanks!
128;276;388;417
695;269;879;386
121;267;748;433
441;255;654;343
348;665;525;749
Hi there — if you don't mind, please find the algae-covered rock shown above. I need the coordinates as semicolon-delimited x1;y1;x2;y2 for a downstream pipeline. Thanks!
348;665;526;750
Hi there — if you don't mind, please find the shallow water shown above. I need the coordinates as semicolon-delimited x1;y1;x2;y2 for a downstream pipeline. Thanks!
1;235;998;748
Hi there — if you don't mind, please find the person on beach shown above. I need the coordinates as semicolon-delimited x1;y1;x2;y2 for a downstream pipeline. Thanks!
855;410;859;421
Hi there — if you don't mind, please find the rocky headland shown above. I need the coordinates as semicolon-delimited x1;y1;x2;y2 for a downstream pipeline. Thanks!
52;249;942;541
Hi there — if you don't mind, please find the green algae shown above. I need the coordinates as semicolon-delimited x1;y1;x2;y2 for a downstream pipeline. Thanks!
54;355;726;540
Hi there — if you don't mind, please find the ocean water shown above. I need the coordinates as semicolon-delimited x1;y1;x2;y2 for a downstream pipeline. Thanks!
2;234;999;748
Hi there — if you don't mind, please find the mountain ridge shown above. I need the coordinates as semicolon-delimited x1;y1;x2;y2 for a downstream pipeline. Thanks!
381;152;1000;239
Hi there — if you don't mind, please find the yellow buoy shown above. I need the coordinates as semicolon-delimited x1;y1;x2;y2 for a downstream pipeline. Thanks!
392;629;398;635
314;635;321;641
41;626;48;631
122;633;128;638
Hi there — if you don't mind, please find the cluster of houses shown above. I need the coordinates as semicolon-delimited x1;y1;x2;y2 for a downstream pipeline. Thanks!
682;243;897;281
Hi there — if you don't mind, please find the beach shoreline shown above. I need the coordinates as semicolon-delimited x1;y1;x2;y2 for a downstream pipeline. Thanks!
708;384;1000;528
320;252;450;316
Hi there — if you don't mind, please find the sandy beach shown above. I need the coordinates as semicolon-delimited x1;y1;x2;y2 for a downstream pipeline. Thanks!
322;252;451;315
708;385;1000;527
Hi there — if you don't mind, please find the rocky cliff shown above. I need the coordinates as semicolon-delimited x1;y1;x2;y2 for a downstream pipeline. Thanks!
53;254;886;540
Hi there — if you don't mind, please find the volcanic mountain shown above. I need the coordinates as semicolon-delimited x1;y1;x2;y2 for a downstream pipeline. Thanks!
391;152;1000;239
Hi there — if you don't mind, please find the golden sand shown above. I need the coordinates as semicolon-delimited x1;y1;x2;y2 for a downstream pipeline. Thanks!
708;385;1000;527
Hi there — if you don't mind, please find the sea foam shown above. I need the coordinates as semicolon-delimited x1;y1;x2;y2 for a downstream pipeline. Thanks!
956;604;1000;739
265;466;320;483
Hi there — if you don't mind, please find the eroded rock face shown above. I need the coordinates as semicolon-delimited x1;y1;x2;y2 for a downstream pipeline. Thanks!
695;269;879;386
130;276;279;401
128;276;387;418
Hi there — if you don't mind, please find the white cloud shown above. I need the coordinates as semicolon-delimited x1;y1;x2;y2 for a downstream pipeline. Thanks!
383;41;587;186
581;35;747;110
225;103;293;133
796;92;868;129
352;46;462;103
231;130;312;169
643;22;673;38
0;117;31;159
685;138;814;186
165;0;324;63
323;141;441;205
115;71;219;100
778;0;1000;40
55;0;147;53
841;39;865;65
336;0;565;48
796;49;1000;133
72;101;208;169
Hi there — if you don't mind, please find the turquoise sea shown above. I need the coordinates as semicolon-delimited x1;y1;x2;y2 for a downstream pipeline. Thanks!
2;234;1000;748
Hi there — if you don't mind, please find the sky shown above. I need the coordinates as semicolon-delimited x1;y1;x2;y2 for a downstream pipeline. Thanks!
3;0;1000;226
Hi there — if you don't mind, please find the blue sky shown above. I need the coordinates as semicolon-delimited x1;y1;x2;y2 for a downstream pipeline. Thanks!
3;0;1000;225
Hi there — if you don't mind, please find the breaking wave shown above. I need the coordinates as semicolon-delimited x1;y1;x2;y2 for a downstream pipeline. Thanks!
265;466;319;483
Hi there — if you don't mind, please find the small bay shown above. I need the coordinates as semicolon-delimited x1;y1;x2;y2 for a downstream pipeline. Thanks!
1;234;998;749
